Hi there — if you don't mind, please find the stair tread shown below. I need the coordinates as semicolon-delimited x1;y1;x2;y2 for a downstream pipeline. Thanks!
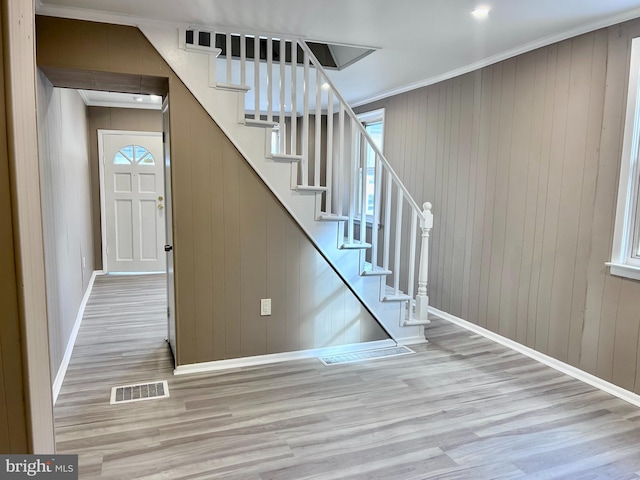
296;185;327;192
243;118;278;128
383;293;412;302
361;264;392;276
272;153;302;162
216;82;251;92
317;214;349;222
340;241;371;250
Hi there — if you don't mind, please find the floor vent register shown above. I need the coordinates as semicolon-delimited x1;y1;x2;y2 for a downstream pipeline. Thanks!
319;345;415;366
110;380;170;405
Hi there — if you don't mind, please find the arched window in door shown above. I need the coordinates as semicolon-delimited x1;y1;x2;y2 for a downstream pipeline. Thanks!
113;145;156;165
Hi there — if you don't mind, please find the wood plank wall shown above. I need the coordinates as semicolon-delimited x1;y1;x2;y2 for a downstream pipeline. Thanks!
37;74;95;381
0;0;29;452
356;20;640;393
35;16;387;367
87;107;162;269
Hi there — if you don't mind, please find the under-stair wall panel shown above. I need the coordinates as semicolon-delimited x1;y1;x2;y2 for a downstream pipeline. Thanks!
355;19;640;394
35;16;388;367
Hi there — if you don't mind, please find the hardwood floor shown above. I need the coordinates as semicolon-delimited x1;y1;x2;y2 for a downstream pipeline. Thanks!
55;274;640;479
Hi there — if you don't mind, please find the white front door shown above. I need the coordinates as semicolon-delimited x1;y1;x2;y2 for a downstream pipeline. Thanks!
100;131;165;273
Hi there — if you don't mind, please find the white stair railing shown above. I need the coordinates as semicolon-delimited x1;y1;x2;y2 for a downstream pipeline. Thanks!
212;30;433;325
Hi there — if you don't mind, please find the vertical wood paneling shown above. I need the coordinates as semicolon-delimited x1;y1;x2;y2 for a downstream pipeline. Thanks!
239;156;268;357
170;81;197;363
221;139;242;360
191;102;214;363
489;58;515;336
467;69;493;326
527;45;557;349
500;54;534;341
477;64;503;329
266;202;287;354
567;29;607;366
6;1;55;452
461;71;482;322
450;76;470;317
356;20;640;394
37;76;95;380
209;125;226;360
284;222;301;349
36;17;388;369
517;48;547;347
0;2;29;449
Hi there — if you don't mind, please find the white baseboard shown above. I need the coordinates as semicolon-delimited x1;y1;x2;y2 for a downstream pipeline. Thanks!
395;334;429;346
52;270;103;404
428;306;640;409
174;339;398;375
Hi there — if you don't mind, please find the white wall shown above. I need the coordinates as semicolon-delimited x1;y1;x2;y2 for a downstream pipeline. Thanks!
36;72;94;381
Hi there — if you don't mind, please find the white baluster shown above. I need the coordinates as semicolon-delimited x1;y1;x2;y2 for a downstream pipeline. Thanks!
359;135;367;244
338;104;345;216
254;35;260;120
226;32;232;84
302;50;310;186
348;118;357;243
415;202;433;323
240;34;246;87
266;36;273;123
279;38;286;153
393;189;403;295
291;43;297;156
370;155;381;270
407;210;418;322
326;89;334;214
315;68;321;187
383;171;392;271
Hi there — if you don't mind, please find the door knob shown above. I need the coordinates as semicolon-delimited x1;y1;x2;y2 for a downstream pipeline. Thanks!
158;204;164;210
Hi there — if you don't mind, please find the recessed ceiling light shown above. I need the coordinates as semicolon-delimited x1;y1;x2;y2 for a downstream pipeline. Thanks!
471;6;490;19
133;96;144;102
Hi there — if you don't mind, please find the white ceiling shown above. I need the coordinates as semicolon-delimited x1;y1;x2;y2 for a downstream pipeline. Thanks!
37;0;640;106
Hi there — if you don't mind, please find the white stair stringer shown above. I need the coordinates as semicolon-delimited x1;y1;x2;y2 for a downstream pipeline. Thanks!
139;24;423;341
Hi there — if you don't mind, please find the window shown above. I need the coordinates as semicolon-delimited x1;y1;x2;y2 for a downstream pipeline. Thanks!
608;37;640;280
357;109;384;221
113;144;155;166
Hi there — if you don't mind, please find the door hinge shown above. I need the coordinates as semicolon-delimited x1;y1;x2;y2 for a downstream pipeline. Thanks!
167;306;170;318
162;131;166;143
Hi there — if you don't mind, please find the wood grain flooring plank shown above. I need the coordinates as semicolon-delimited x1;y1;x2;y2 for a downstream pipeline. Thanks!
55;275;640;479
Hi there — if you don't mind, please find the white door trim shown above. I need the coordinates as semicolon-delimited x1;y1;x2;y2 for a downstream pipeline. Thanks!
98;129;163;273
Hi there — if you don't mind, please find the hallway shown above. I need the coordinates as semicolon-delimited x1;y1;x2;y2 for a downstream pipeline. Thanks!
55;275;640;479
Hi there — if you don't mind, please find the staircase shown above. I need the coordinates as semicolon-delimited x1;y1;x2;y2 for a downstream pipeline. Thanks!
140;24;433;341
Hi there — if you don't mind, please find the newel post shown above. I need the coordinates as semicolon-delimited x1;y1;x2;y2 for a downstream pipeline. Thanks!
416;202;433;323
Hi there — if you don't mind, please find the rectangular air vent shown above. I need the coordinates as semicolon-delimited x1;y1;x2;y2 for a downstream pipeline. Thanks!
318;346;415;366
110;380;169;404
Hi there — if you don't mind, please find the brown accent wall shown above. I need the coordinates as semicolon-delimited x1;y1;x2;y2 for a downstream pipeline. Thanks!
0;1;29;452
356;20;640;393
86;107;162;268
36;16;387;366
